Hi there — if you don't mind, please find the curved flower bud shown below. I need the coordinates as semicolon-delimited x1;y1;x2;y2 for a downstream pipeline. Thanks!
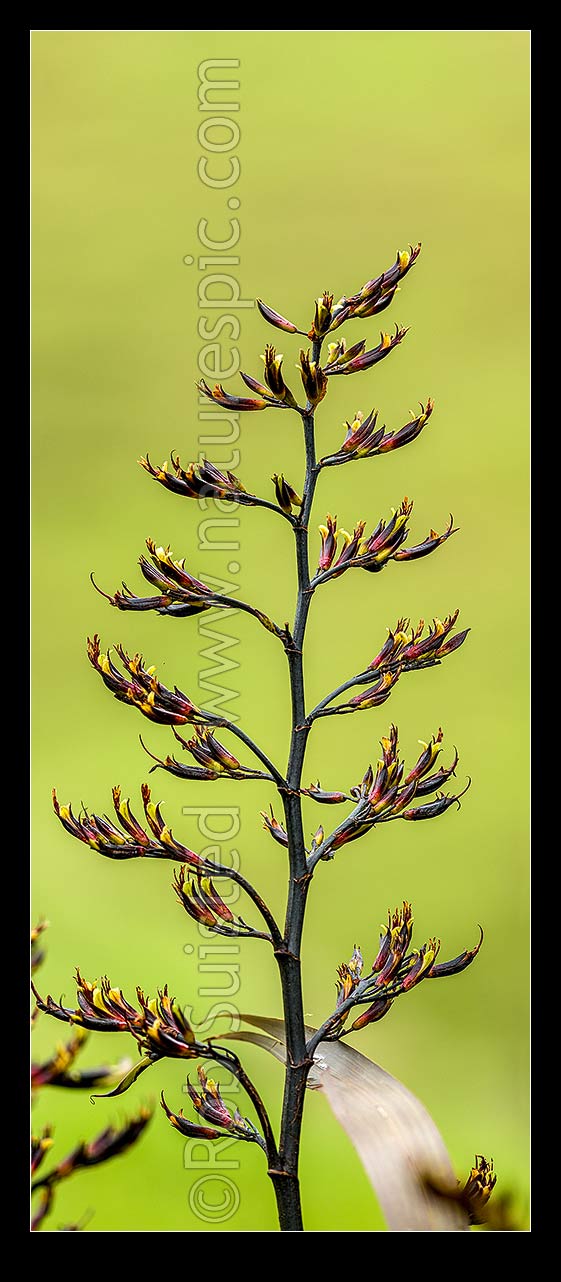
349;997;393;1031
393;514;457;561
260;344;298;406
272;472;303;515
427;925;484;977
197;378;269;411
308;291;334;340
256;297;303;334
347;669;401;711
261;806;288;847
401;778;471;820
298;349;327;406
160;1091;224;1140
300;782;350;804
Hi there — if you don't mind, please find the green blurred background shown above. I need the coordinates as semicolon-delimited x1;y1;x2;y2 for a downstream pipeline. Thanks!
32;30;529;1231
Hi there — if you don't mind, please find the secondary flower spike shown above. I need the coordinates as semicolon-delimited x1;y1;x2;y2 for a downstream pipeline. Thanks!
162;1074;266;1149
320;400;434;466
315;901;483;1039
328;245;421;331
142;725;271;783
31;1109;152;1190
310;613;469;723
309;726;470;863
139;454;262;505
92;540;279;632
87;635;207;725
33;972;216;1084
52;783;202;864
173;865;270;940
368;611;469;672
256;245;420;338
325;325;408;377
313;502;457;583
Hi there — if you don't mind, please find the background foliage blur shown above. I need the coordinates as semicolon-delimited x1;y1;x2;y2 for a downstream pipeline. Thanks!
32;30;529;1231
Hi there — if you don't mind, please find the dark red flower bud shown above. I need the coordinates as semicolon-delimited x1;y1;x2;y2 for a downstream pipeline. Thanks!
298;349;327;406
272;472;303;514
261;806;288;847
256;297;302;334
394;514;457;561
197;378;268;411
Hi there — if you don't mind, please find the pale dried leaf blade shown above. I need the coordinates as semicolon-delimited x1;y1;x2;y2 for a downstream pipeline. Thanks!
224;1014;469;1232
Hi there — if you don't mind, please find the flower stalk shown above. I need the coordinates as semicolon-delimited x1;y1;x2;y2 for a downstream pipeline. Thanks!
39;243;492;1233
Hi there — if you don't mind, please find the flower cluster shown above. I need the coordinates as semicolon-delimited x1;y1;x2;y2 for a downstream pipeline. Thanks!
324;902;482;1039
324;324;408;377
31;926;151;1231
320;400;434;466
161;1067;265;1149
256;245;421;339
33;971;208;1070
32;1110;151;1190
32;1029;132;1092
87;634;206;725
53;783;201;864
367;611;469;673
173;866;269;940
461;1155;497;1225
309;726;468;863
93;539;278;632
139;454;260;505
31;1105;151;1233
314;502;456;583
422;1154;499;1228
311;612;469;721
142;725;270;782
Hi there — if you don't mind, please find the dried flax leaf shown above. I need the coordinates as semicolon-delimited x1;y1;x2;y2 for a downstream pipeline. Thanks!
220;1014;469;1232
